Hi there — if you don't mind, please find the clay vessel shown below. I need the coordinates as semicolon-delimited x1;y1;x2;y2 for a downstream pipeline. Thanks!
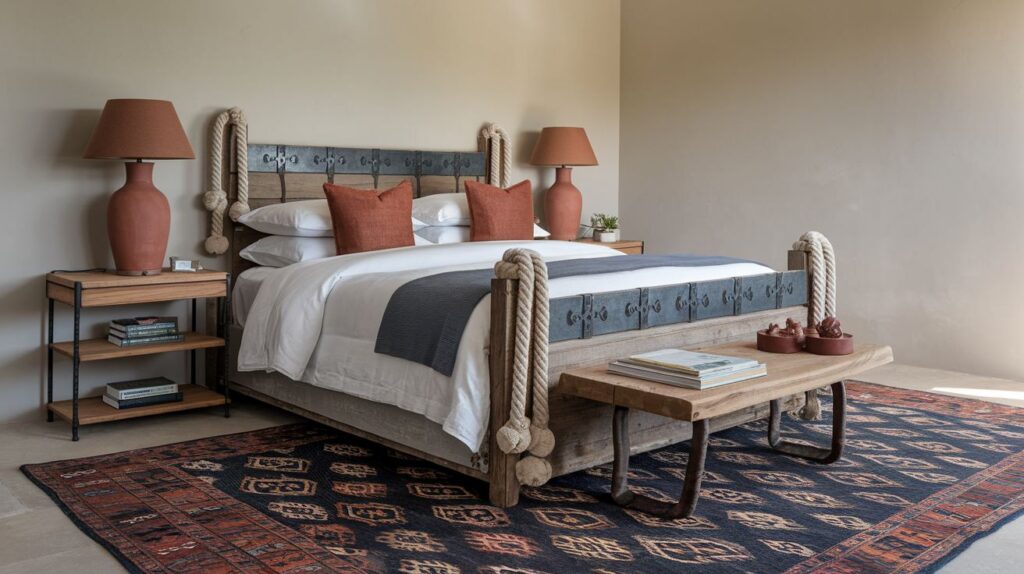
544;167;582;240
107;162;169;275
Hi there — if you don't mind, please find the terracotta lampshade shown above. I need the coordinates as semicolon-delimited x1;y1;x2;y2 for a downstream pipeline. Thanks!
83;99;194;160
529;127;598;167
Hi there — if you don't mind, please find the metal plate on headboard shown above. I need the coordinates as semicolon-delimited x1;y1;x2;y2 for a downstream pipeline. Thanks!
245;144;484;195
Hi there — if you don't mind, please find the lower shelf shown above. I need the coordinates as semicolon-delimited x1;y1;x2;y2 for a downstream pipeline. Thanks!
48;384;228;425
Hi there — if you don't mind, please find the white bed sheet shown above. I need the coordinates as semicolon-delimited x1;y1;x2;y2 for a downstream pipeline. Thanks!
236;240;774;452
234;266;278;326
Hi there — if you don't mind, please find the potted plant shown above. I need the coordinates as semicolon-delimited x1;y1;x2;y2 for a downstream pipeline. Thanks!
590;213;620;242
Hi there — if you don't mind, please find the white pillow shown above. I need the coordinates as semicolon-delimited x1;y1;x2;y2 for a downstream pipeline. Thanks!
415;224;550;244
240;236;335;266
241;234;432;266
414;226;470;244
412;193;470;227
238;199;428;237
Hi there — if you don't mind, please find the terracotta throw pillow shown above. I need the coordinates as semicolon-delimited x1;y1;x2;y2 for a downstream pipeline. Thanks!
465;179;534;241
323;180;416;254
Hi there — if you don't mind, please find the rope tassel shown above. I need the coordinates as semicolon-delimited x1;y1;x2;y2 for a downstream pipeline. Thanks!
204;108;250;255
494;248;554;486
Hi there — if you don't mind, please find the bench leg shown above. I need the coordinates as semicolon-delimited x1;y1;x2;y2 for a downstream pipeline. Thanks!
611;406;709;518
768;380;846;463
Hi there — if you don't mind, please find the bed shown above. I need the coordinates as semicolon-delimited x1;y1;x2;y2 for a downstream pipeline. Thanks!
210;123;815;508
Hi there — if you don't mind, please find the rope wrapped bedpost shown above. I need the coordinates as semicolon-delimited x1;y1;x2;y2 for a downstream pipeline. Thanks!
791;230;838;420
494;248;554;487
791;231;837;326
204;108;249;255
480;123;511;188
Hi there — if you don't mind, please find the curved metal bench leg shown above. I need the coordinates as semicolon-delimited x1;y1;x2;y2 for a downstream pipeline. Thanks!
768;380;846;464
611;405;709;518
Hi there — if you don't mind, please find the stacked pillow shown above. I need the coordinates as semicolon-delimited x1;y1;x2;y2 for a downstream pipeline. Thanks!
412;191;550;244
237;197;429;237
238;182;550;267
237;197;431;266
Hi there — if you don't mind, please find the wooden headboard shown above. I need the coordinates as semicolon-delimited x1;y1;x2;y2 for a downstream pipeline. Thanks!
226;142;488;277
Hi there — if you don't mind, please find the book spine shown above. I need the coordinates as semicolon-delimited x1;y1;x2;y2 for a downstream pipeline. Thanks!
106;392;184;409
108;334;185;347
110;326;179;337
107;385;179;400
110;317;178;326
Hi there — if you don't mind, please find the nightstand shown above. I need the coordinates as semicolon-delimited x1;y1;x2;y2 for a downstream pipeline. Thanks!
45;269;231;440
575;238;645;255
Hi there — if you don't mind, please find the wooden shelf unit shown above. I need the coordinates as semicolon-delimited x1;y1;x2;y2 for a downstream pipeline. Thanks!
45;268;232;440
48;384;229;426
50;332;224;362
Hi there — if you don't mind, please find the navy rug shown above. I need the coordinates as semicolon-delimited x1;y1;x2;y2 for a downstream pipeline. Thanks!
22;382;1024;573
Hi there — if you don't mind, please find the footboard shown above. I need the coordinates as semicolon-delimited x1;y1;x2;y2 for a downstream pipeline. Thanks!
487;251;813;506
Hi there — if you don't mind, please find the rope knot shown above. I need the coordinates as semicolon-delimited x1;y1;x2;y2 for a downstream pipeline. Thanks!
515;455;552;487
203;189;227;212
496;418;532;454
228;200;250;221
204;235;229;255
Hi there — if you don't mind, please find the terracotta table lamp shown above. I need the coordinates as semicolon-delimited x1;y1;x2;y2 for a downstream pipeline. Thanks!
530;127;598;240
83;99;194;275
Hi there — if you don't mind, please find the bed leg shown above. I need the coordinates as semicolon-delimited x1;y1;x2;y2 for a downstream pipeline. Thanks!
488;277;521;507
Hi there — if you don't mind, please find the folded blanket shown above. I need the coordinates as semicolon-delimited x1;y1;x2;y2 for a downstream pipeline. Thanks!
375;254;756;375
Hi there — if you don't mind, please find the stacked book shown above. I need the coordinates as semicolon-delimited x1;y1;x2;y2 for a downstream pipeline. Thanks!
609;348;767;390
107;316;184;347
102;377;183;409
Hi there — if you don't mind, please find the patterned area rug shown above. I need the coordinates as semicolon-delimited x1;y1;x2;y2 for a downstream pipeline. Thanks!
22;382;1024;574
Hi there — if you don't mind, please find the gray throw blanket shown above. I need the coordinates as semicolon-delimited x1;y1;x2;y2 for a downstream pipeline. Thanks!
375;254;757;376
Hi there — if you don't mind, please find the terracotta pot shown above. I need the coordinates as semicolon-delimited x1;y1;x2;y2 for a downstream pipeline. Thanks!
757;330;804;353
107;162;170;275
544;167;582;241
805;333;854;356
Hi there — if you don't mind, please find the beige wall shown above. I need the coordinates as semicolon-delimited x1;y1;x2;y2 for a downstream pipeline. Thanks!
0;0;620;423
622;1;1024;380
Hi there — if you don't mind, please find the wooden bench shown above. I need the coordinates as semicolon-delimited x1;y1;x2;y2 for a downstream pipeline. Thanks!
559;341;893;517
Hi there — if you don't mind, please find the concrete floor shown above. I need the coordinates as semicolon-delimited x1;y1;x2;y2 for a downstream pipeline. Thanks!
0;365;1020;573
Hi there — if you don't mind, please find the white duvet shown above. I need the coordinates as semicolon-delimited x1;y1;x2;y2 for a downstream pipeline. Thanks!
238;240;773;451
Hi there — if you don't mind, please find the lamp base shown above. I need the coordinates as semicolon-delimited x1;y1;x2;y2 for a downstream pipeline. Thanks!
108;162;170;276
544;167;582;241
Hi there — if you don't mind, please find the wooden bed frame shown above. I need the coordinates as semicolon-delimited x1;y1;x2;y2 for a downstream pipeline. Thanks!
213;132;812;508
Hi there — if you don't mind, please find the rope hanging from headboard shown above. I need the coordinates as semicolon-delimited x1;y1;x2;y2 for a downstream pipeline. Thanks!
203;108;249;255
480;123;512;187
